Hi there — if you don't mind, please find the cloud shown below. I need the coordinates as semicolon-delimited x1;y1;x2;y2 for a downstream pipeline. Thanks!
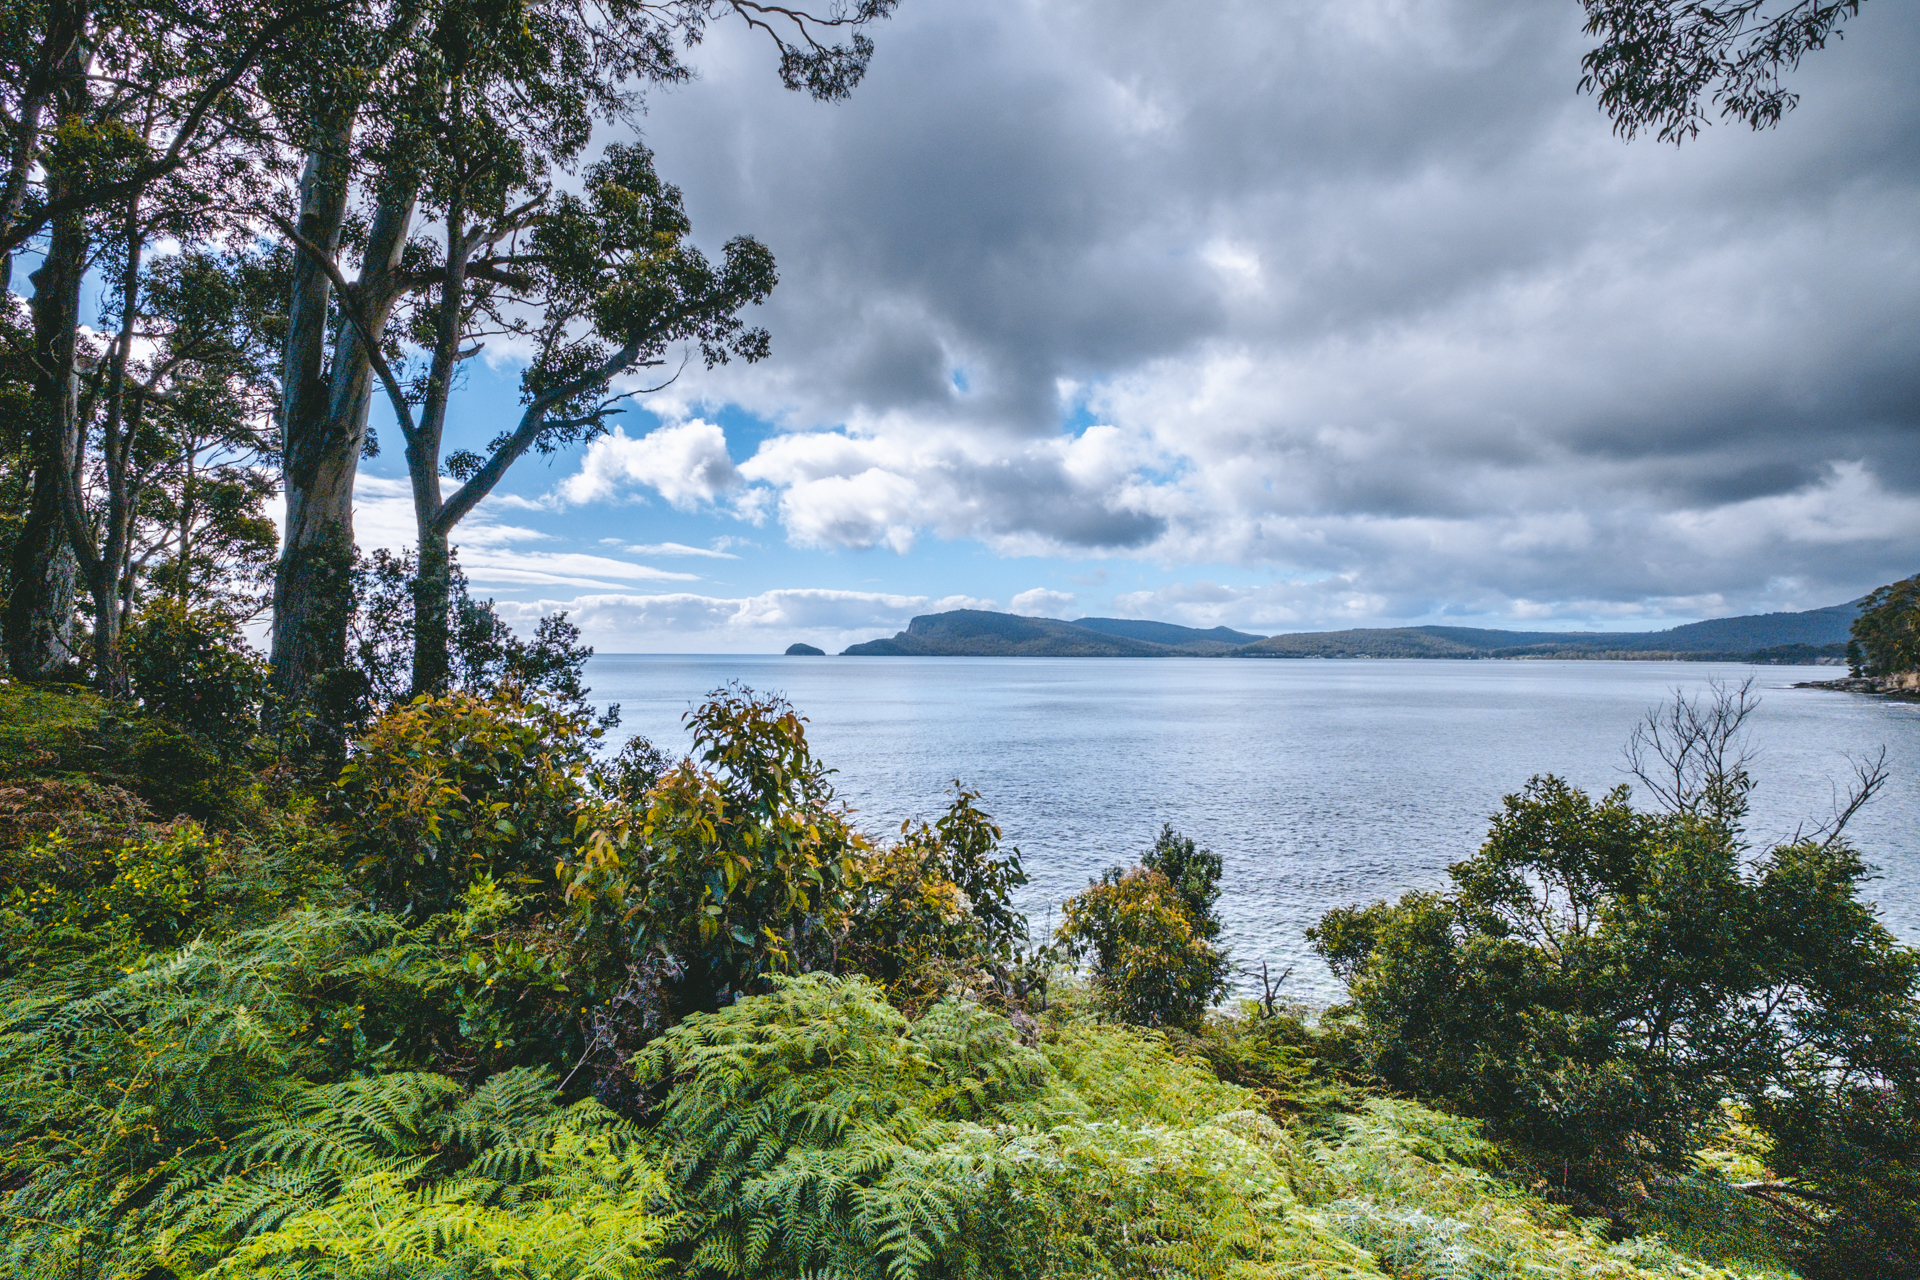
592;0;1920;622
1010;588;1077;617
553;420;741;509
492;589;998;653
619;541;742;559
350;475;698;590
736;421;1164;555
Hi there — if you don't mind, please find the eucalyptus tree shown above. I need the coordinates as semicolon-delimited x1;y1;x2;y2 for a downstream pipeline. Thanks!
265;0;897;712
1;0;329;680
1581;0;1869;142
47;229;285;692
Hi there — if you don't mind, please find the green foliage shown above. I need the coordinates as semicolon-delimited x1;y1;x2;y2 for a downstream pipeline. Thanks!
1847;571;1920;676
336;690;600;920
1311;773;1920;1196
1057;843;1232;1029
1579;0;1870;145
839;785;1032;1010
1308;1097;1793;1280
1171;1001;1367;1119
1143;822;1225;941
204;1124;672;1280
0;680;240;820
349;547;601;719
1754;1075;1920;1279
1312;729;1920;1278
636;973;1366;1280
636;974;1779;1280
124;599;268;754
565;687;863;1018
1;821;220;966
0;910;424;1275
0;666;1879;1280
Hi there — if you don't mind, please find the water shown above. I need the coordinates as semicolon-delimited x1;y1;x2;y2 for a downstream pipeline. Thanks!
584;656;1920;1002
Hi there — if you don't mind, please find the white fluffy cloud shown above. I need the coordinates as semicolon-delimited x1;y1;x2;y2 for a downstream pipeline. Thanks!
553;420;741;509
492;589;997;653
1010;588;1078;617
734;421;1164;556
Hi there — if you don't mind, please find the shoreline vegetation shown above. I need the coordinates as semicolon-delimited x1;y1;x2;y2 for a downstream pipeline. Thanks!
3;654;1916;1280
829;603;1857;662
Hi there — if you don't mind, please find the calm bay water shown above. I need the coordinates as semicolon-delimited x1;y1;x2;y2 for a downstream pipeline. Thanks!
584;656;1920;1002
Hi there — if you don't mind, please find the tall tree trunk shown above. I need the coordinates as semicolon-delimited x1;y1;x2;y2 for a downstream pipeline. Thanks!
0;0;85;297
3;38;88;682
406;182;469;700
410;525;451;698
269;112;358;713
70;200;146;699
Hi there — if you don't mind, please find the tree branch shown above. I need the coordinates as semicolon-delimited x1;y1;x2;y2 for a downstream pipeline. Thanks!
431;339;653;535
268;211;420;448
1;2;348;257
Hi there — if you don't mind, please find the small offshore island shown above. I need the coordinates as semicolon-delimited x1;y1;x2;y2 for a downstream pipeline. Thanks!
827;600;1858;662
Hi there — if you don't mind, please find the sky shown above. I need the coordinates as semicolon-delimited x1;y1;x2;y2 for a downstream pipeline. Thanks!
351;0;1920;654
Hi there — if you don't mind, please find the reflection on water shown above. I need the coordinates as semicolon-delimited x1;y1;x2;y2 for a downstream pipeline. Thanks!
585;655;1920;1002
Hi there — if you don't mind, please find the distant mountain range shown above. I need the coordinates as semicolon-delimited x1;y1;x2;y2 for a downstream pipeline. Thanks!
832;602;1859;661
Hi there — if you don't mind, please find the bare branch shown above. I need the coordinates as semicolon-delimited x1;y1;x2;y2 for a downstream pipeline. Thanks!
1623;677;1759;826
1811;747;1890;848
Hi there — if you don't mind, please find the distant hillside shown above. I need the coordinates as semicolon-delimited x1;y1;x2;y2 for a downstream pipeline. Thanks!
1071;617;1266;649
1240;602;1860;660
842;611;1242;656
839;602;1860;660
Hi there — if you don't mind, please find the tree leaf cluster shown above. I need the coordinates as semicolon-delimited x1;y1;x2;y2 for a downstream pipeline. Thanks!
1310;682;1920;1273
1056;823;1232;1029
1847;570;1920;678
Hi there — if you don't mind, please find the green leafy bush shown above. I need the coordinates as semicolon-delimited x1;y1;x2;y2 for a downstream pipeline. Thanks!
839;785;1033;1011
1310;682;1920;1273
1142;821;1226;943
565;688;863;1021
0;681;240;820
123;599;267;755
1;821;219;967
1057;841;1231;1029
336;690;601;920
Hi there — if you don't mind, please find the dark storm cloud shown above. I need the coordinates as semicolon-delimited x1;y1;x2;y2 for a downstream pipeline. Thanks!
572;0;1920;623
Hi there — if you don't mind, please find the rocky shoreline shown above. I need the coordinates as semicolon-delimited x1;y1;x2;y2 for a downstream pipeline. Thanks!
1794;672;1920;700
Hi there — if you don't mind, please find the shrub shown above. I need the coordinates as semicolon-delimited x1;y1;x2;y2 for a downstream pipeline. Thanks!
1142;821;1225;943
0;680;238;820
335;690;600;920
123;598;267;754
1057;861;1231;1029
1;821;220;968
839;785;1032;1011
564;687;864;1025
1755;1074;1920;1279
1311;774;1920;1192
1310;684;1920;1271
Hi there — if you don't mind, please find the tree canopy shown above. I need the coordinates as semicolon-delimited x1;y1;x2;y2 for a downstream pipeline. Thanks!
1581;0;1870;142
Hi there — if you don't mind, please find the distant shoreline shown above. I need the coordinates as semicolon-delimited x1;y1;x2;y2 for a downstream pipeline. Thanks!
1795;674;1920;700
829;605;1857;662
